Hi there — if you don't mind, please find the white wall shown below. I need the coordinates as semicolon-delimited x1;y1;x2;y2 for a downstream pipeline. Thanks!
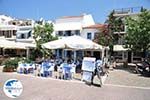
54;14;95;31
0;15;13;25
81;28;99;40
54;22;82;31
82;14;95;27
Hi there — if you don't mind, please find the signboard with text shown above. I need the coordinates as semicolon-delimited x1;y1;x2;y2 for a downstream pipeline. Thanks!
82;57;96;72
82;71;92;82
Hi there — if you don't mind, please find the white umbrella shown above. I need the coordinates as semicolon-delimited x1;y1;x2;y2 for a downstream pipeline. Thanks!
42;39;65;49
42;35;102;50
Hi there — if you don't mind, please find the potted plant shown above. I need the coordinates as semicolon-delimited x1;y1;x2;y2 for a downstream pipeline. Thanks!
3;60;14;72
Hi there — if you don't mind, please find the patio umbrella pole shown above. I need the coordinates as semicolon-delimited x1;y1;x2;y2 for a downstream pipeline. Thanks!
2;48;5;56
73;50;76;62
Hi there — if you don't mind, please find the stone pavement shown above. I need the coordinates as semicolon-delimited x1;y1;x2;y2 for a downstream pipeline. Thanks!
0;72;150;100
105;64;150;88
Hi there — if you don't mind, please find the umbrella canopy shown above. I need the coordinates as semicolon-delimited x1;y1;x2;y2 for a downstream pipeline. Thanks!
42;35;102;50
42;39;65;49
0;39;36;49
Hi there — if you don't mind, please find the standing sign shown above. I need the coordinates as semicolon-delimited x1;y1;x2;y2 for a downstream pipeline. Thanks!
82;57;96;82
82;57;96;72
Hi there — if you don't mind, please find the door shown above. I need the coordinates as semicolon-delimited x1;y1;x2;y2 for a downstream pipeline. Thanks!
128;51;132;63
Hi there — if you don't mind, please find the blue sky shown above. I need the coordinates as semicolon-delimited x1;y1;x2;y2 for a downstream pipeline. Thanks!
0;0;150;23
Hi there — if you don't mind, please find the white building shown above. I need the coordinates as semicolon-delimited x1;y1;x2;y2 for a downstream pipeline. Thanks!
0;15;17;41
53;14;104;60
0;15;35;57
82;24;104;40
54;14;95;37
0;15;35;42
0;14;105;59
0;15;13;25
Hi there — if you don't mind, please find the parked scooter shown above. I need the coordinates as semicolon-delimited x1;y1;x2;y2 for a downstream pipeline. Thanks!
136;60;150;76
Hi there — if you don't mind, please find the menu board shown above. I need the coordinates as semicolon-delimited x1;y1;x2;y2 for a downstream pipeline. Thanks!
82;71;93;83
82;57;96;72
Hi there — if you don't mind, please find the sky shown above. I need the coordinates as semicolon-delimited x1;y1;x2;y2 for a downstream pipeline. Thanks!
0;0;150;23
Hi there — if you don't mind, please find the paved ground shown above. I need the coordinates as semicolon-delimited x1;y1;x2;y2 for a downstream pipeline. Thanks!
105;64;150;87
0;72;150;100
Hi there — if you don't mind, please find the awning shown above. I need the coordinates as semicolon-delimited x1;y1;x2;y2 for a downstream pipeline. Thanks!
16;30;31;34
0;25;17;30
0;39;36;49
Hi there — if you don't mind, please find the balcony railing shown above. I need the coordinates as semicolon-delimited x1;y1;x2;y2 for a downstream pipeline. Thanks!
113;6;142;16
114;6;142;14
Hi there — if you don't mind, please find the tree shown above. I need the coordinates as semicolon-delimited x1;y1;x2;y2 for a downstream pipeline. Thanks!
105;10;124;56
32;22;58;59
93;25;110;46
124;9;150;58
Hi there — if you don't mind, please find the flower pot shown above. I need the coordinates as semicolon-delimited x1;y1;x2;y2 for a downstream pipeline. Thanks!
3;67;14;72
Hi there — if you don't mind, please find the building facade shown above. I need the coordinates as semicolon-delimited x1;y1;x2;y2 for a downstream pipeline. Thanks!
112;7;142;63
0;15;35;57
53;14;104;60
0;14;105;59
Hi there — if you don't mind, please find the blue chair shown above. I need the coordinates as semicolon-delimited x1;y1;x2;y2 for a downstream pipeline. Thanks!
63;63;72;80
42;62;51;77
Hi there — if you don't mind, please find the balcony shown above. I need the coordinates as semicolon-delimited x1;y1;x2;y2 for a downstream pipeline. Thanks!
113;7;142;17
113;24;127;34
56;30;81;37
114;31;126;34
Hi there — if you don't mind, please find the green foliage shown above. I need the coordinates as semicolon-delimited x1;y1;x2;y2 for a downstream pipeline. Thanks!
3;57;21;72
105;10;128;57
23;58;32;63
29;49;42;61
94;27;111;46
104;12;114;57
33;22;58;58
124;9;150;57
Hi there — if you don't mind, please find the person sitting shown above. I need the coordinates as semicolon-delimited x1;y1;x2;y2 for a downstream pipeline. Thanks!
58;64;63;79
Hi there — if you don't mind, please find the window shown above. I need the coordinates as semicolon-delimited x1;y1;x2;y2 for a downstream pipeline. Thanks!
0;31;3;36
21;34;25;39
13;30;17;36
58;31;63;36
65;31;71;36
87;33;92;39
5;31;12;38
28;31;32;38
75;30;80;35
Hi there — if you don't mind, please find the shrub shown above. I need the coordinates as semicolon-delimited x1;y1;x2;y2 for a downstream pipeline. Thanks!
3;57;21;72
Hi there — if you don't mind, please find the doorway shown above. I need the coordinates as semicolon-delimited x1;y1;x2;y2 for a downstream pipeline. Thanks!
128;51;132;63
